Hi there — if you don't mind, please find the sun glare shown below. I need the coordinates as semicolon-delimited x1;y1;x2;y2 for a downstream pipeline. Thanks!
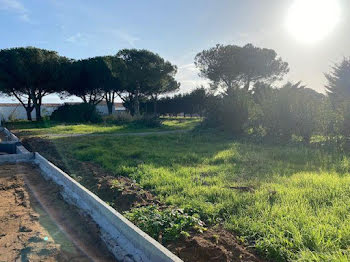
286;0;341;44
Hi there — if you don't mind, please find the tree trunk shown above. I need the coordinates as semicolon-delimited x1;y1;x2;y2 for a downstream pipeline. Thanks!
105;91;115;115
107;102;113;115
134;89;140;116
26;108;33;121
153;99;157;115
35;104;42;121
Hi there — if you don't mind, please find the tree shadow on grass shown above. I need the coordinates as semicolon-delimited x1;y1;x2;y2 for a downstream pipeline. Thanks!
46;132;350;186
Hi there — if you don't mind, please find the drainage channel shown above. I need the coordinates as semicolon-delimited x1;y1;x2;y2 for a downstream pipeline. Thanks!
0;163;116;261
0;127;182;262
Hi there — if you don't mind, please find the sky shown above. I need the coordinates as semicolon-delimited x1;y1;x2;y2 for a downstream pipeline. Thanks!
0;0;349;103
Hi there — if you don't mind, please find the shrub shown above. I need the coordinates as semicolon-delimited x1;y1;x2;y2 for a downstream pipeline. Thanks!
125;206;206;244
203;88;251;135
103;112;133;125
254;82;326;143
51;103;102;123
131;114;162;128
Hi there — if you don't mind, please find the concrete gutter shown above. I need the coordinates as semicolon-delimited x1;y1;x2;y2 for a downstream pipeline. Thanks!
0;128;182;262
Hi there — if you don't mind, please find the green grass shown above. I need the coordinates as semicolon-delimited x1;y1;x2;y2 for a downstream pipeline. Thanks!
5;117;201;136
47;132;350;261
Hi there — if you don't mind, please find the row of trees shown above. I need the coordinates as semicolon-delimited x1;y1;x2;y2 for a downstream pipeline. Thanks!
139;87;208;116
138;43;291;117
0;47;180;120
139;43;350;143
1;43;350;144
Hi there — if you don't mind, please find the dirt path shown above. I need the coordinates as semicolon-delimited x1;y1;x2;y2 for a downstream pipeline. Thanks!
0;163;116;262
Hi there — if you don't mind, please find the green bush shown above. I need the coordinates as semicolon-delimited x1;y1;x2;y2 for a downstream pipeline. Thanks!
125;206;206;244
131;114;162;128
203;88;251;135
51;103;102;123
103;112;133;125
253;82;327;143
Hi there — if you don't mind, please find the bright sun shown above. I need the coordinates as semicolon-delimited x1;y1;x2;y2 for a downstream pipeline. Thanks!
286;0;341;44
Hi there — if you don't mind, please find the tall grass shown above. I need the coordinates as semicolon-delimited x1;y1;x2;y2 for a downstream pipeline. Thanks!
6;117;200;136
52;133;350;261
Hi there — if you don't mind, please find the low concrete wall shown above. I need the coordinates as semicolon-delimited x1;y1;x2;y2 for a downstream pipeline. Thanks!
0;152;34;164
0;142;20;154
34;153;182;262
1;127;20;142
0;128;27;155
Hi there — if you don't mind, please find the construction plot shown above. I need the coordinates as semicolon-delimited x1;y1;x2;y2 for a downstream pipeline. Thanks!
0;163;115;262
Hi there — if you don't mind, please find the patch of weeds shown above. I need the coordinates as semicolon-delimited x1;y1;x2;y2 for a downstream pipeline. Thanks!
124;206;206;244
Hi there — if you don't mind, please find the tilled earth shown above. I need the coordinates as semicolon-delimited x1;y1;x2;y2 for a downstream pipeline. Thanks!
0;163;116;262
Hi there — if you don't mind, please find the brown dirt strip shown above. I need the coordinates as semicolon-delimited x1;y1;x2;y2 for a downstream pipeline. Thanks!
0;163;116;262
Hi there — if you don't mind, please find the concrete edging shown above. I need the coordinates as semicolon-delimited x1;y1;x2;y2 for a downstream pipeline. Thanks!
1;127;20;142
34;152;182;262
0;152;34;164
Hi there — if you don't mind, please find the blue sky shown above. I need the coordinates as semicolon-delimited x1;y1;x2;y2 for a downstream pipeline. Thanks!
1;0;349;103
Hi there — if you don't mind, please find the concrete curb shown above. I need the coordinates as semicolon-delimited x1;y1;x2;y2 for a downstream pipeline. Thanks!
1;127;20;141
0;127;30;155
0;152;34;164
34;153;182;262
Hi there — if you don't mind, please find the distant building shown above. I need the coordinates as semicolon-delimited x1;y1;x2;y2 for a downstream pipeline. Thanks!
0;101;126;121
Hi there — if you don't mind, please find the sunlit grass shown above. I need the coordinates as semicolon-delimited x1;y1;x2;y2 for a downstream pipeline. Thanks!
6;117;201;136
48;132;350;261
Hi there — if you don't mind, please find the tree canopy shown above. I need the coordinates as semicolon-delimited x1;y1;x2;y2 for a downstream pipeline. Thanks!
117;49;179;115
325;57;350;106
0;47;70;120
194;43;289;91
64;56;123;106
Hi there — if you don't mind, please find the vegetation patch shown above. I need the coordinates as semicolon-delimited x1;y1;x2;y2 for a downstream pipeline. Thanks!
125;206;206;244
6;117;200;136
18;131;350;261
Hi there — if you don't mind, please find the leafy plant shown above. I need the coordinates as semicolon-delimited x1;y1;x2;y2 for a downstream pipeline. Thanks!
125;206;206;244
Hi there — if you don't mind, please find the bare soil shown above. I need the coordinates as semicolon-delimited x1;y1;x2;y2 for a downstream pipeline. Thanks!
168;227;263;262
0;163;116;262
22;137;160;213
21;136;266;262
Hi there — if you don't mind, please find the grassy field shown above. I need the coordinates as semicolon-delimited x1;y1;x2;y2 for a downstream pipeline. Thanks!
5;117;201;136
28;131;350;262
9;118;350;261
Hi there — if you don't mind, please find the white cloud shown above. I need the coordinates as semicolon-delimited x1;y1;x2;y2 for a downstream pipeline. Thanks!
115;30;139;47
65;33;89;45
102;29;139;47
176;63;208;93
0;0;31;22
